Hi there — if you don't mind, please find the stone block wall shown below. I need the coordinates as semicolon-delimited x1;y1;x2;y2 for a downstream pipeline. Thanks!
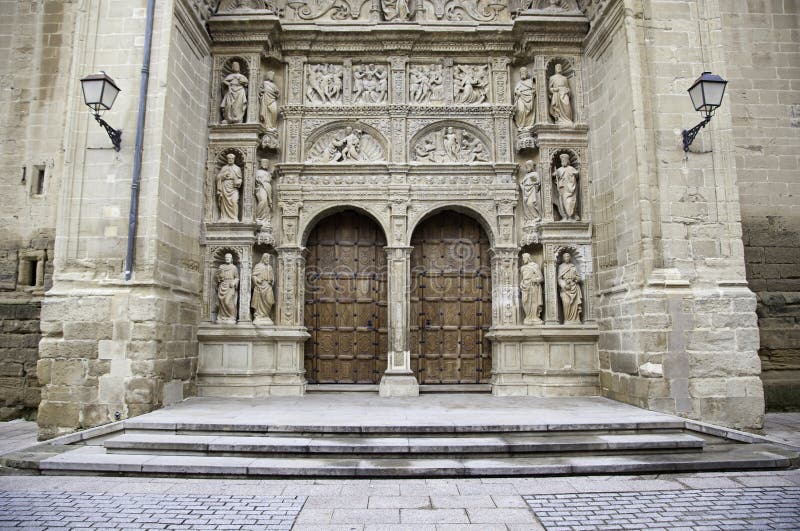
721;1;800;411
0;300;42;420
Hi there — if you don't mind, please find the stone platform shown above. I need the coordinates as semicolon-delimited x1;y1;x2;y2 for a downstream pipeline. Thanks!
5;395;798;478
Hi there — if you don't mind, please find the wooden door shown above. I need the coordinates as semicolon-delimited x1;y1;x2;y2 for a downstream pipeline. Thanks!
304;211;388;384
410;211;492;384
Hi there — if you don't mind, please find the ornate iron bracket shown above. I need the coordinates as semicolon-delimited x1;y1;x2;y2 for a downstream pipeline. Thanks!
94;113;122;152
682;114;712;152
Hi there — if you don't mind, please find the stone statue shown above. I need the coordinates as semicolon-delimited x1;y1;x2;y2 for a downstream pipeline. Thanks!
410;64;443;104
216;253;239;323
454;65;489;104
548;63;573;125
519;160;541;222
307;126;385;163
382;0;411;21
251;254;275;324
443;126;460;161
254;159;273;226
328;127;363;162
353;64;388;104
306;64;343;105
557;253;582;323
553;153;580;221
513;67;536;130
216;154;243;222
259;70;279;130
220;61;248;124
520;253;543;325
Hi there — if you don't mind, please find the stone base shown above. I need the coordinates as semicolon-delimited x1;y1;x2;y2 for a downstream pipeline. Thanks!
379;374;419;397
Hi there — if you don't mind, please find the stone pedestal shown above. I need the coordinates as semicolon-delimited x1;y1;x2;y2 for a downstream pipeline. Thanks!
379;374;419;397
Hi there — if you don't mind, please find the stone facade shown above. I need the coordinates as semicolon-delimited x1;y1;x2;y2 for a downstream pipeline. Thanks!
0;0;795;436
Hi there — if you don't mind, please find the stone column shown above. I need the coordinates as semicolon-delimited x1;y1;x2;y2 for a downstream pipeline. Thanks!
342;59;353;105
534;55;548;126
238;248;252;323
442;58;454;105
543;243;559;324
286;56;305;106
490;247;520;327
246;54;261;125
379;245;418;397
491;58;510;105
276;246;305;327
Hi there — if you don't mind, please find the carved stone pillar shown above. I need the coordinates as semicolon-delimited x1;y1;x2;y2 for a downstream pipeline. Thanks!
286;56;305;106
491;58;510;105
246;54;261;125
534;55;548;126
442;58;454;105
342;59;353;105
543;243;559;324
389;56;407;105
279;198;303;246
495;196;516;247
380;245;419;397
276;246;306;327
238;247;253;323
241;145;257;222
490;247;520;327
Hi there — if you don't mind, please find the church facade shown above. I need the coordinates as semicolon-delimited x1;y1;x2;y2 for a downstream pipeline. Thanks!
0;0;797;439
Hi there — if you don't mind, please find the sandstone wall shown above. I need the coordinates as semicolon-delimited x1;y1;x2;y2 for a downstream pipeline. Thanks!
720;1;800;411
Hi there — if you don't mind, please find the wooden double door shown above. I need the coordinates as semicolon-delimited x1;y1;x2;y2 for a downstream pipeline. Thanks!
304;210;492;385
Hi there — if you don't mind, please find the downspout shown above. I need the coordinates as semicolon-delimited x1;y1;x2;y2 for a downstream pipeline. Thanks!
124;0;156;281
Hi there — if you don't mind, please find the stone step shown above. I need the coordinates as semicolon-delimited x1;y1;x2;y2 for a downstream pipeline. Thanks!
39;443;795;478
103;432;705;456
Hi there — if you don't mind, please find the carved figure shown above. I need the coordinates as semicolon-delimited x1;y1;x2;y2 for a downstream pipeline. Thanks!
306;64;344;105
254;159;273;225
553;153;580;221
548;63;573;125
216;253;239;323
251;254;275;324
220;62;248;124
409;64;443;103
557;253;582;323
382;0;411;20
259;70;279;129
412;126;490;163
307;126;385;163
454;65;489;104
519;160;541;222
353;64;388;104
443;127;460;160
216;154;243;222
513;67;536;130
520;253;543;325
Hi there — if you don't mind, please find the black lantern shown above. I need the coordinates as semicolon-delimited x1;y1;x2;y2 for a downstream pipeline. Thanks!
80;72;122;151
682;71;728;152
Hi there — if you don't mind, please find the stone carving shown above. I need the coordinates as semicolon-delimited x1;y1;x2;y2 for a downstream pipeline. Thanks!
220;61;248;124
426;0;507;22
259;70;280;129
216;253;239;324
254;159;273;226
307;126;385;163
553;153;580;221
519;160;541;222
217;0;274;12
557;252;582;323
412;126;490;163
216;154;243;222
287;0;371;20
353;64;388;104
454;65;489;104
513;66;536;130
409;64;444;104
548;63;573;125
520;253;543;325
251;254;275;325
306;64;344;105
382;0;412;20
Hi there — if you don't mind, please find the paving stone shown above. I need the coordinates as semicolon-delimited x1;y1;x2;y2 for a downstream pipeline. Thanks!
430;495;495;508
330;508;400;524
399;508;469;524
368;496;430;508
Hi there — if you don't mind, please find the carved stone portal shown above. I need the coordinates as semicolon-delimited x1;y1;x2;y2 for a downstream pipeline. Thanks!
412;126;490;163
307;126;386;163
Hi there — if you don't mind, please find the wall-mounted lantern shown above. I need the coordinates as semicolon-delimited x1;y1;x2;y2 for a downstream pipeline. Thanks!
80;71;123;152
682;71;728;152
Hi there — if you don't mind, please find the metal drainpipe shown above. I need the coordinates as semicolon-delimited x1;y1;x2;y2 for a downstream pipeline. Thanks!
124;0;156;281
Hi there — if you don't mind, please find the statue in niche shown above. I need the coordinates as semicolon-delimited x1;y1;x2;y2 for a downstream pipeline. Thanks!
520;253;543;325
306;64;344;105
557;252;582;323
216;153;243;222
454;65;489;104
353;64;388;104
513;67;536;130
382;0;411;20
519;160;541;222
216;253;239;324
220;61;248;124
548;63;573;125
259;70;279;130
409;64;443;104
553;153;580;221
251;254;275;325
254;159;273;226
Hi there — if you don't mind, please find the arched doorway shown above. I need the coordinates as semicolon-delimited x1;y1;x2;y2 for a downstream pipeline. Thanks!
410;211;492;384
304;210;388;384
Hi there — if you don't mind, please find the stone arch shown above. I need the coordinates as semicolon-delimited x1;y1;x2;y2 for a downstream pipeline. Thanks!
300;203;390;248
407;203;497;247
304;120;389;163
409;120;493;163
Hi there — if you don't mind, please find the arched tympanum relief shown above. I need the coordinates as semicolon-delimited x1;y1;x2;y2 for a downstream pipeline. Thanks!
305;122;388;163
410;122;492;164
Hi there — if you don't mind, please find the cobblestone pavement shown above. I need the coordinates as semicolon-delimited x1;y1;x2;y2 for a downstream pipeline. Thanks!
0;492;305;530
524;486;800;531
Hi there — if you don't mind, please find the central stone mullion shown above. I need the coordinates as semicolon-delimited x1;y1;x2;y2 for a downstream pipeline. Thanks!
379;245;419;397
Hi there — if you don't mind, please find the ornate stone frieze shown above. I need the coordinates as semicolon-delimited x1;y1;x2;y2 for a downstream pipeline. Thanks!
412;126;490;163
217;0;276;14
453;64;490;104
306;126;387;162
420;0;509;22
305;64;344;105
285;0;372;20
353;64;389;104
409;64;445;104
517;0;581;14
